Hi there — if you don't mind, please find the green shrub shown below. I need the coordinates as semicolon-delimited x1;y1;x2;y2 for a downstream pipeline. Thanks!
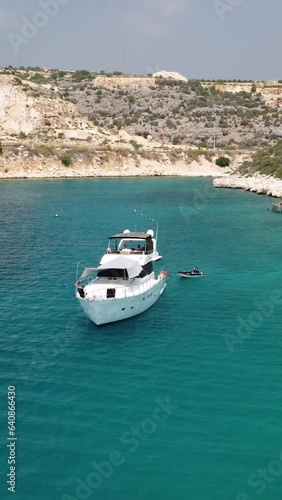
241;119;250;127
215;156;230;167
72;70;94;82
128;95;136;104
243;140;282;177
274;167;282;179
130;140;142;150
30;72;46;84
113;119;122;130
172;136;182;145
60;154;73;166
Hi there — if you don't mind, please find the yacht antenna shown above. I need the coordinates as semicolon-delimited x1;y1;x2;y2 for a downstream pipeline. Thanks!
156;221;159;246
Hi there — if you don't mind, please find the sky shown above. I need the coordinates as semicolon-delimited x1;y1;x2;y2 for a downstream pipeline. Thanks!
0;0;282;80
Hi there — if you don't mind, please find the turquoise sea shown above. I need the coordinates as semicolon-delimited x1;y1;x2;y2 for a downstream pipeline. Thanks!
1;177;282;500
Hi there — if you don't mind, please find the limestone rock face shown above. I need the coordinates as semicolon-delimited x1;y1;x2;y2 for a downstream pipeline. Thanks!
0;76;115;143
0;79;42;134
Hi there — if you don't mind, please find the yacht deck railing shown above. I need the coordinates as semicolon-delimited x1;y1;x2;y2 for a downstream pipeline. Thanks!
78;276;163;302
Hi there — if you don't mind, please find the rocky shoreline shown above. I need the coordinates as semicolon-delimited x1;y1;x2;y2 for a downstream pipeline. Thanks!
213;174;282;198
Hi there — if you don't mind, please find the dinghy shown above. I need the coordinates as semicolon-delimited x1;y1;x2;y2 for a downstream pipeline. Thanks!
177;268;204;278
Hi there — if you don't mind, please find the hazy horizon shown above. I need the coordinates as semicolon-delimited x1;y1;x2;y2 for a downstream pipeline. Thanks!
0;0;281;81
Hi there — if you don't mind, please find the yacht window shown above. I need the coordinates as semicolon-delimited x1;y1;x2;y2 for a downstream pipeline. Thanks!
138;262;153;278
97;269;129;279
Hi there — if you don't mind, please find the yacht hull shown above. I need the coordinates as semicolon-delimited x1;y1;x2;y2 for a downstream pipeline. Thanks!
77;278;166;326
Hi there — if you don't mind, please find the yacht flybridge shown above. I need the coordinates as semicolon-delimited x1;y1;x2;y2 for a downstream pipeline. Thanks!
75;229;168;325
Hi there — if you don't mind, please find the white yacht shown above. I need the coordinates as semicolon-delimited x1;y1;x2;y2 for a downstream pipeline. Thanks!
75;229;168;325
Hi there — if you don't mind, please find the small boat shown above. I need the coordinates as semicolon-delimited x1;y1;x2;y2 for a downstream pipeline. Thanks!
272;201;282;213
178;268;204;278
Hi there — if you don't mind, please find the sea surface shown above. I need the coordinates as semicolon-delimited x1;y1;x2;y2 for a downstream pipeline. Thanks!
1;177;282;500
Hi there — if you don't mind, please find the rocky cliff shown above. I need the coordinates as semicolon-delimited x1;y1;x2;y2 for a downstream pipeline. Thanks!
0;68;281;179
